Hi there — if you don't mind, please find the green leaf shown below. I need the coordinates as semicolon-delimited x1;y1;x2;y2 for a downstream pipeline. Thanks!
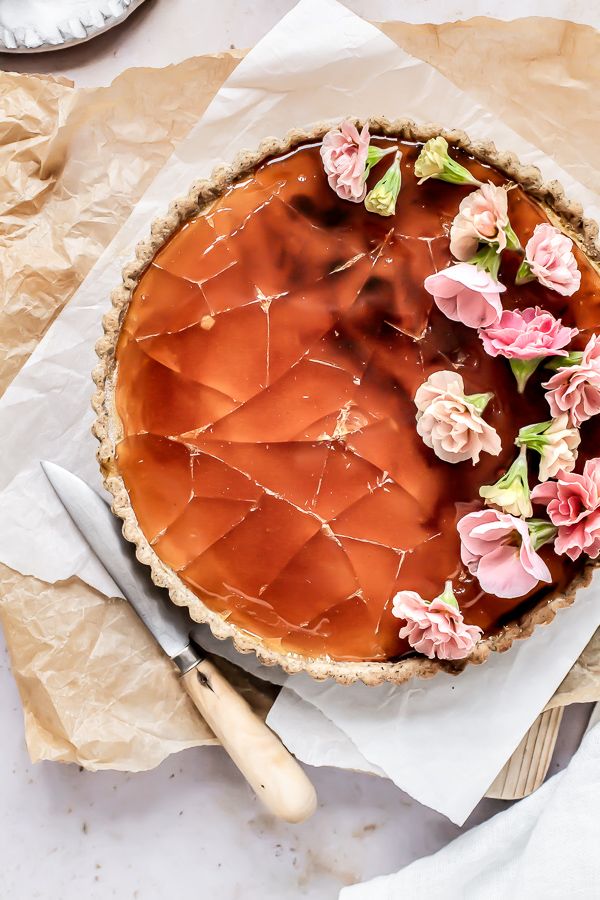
364;144;397;180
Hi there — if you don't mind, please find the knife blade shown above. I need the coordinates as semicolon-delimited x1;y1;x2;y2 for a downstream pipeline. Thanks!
41;460;196;664
40;460;317;823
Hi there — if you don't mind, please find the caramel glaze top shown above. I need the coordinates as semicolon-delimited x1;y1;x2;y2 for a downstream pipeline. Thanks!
114;140;600;662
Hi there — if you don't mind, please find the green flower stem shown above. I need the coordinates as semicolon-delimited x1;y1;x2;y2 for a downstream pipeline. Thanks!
364;144;397;178
515;258;535;285
436;158;481;186
516;419;554;454
435;580;459;610
465;391;494;414
509;358;542;393
544;351;584;371
469;244;502;281
528;518;558;551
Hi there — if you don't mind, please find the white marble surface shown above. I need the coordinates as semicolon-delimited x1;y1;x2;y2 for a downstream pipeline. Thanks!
1;0;599;85
0;2;597;897
1;637;592;899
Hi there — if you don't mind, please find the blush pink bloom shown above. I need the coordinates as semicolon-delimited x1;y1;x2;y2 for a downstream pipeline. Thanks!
320;120;370;202
543;334;600;426
450;183;510;261
531;458;600;561
424;263;505;329
414;370;501;465
479;306;577;360
391;586;482;660
524;224;581;297
457;508;552;598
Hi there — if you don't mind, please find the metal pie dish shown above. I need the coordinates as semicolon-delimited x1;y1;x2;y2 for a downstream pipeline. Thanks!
92;118;600;685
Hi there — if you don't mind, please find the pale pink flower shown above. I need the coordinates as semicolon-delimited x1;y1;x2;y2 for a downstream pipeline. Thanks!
424;263;505;329
391;583;482;660
414;370;501;465
457;508;552;598
531;458;600;560
479;307;577;360
450;183;511;261
543;335;600;427
517;415;580;482
320;120;370;202
537;419;580;481
523;224;581;296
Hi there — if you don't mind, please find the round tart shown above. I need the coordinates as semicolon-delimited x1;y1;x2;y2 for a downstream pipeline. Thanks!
93;119;600;684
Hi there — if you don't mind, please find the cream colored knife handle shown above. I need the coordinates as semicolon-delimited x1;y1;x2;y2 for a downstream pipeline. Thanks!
181;659;317;823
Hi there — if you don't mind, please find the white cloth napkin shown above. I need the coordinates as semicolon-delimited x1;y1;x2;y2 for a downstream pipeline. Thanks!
340;718;600;899
1;0;600;823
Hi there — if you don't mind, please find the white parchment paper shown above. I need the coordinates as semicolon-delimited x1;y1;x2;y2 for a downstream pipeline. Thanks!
269;577;600;824
1;0;599;822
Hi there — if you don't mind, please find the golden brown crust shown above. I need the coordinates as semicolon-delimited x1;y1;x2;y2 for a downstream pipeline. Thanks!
92;118;600;686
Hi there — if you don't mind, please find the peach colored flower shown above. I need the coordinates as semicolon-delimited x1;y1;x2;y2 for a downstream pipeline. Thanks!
543;335;600;427
391;582;482;660
521;224;581;296
449;183;511;261
479;307;577;360
424;263;505;329
320;120;370;202
457;509;552;598
517;415;580;482
414;370;501;465
531;458;600;560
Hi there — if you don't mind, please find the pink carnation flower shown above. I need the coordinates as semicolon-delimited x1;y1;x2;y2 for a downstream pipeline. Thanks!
479;306;577;360
320;120;370;202
543;335;600;426
391;584;482;660
414;370;501;465
450;183;510;261
457;508;552;598
424;263;505;329
531;458;600;560
524;224;581;297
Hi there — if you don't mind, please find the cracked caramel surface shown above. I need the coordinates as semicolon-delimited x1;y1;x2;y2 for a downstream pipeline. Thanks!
114;140;600;661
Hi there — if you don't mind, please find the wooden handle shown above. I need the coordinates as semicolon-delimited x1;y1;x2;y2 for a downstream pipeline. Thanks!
486;706;564;800
182;659;317;823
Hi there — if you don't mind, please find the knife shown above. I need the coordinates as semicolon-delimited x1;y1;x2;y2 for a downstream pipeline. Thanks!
41;461;317;823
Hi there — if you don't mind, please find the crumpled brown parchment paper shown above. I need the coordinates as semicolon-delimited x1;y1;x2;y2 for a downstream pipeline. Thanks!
1;19;599;770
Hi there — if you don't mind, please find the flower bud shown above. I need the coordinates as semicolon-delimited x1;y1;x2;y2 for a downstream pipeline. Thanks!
365;151;402;217
479;447;532;518
414;136;480;186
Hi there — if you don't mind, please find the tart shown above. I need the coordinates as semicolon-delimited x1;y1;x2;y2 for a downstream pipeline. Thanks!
93;119;600;684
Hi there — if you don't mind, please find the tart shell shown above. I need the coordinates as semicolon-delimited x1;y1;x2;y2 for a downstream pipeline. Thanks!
92;119;600;685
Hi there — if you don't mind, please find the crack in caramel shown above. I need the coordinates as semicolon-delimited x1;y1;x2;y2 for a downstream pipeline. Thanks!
114;141;600;661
